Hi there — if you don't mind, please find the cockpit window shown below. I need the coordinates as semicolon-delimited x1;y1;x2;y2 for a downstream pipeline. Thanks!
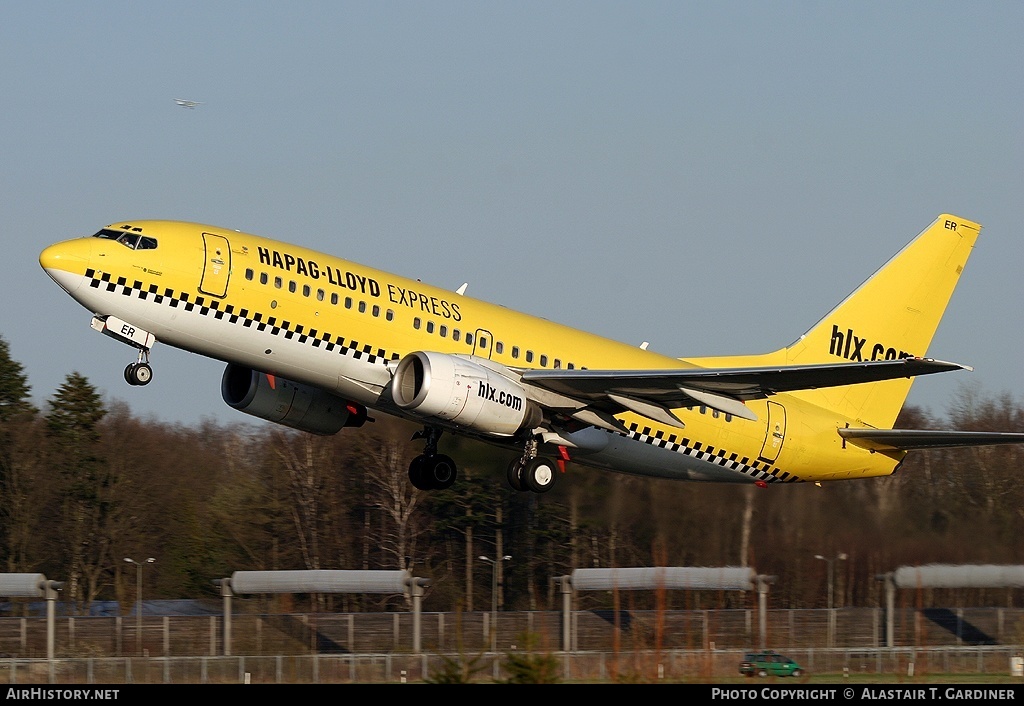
93;228;157;250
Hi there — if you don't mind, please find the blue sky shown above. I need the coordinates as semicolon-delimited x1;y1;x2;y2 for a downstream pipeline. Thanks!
3;2;1022;426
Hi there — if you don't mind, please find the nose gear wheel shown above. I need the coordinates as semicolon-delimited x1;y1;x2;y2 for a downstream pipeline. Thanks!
124;350;154;386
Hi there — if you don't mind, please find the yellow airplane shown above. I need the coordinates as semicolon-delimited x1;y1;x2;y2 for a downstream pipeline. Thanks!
39;214;1024;493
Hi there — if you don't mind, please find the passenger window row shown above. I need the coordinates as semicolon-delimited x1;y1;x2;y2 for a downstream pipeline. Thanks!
245;267;395;321
244;268;579;369
411;315;578;370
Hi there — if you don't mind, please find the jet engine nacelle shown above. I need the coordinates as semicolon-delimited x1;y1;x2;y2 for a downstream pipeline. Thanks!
391;351;542;436
221;364;367;435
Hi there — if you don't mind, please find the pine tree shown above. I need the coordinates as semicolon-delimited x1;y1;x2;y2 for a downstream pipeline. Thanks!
0;335;34;421
45;372;109;609
0;334;39;573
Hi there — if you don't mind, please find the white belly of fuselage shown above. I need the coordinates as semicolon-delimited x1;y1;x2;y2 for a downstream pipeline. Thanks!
57;268;393;403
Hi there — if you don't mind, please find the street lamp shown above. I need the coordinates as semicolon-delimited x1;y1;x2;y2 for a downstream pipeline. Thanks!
124;557;155;655
479;555;511;651
814;552;847;646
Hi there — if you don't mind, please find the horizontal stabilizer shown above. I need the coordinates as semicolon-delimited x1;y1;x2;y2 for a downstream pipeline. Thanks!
839;428;1024;452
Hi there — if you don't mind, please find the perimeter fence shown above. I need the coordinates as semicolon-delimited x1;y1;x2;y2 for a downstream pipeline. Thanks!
0;607;1022;683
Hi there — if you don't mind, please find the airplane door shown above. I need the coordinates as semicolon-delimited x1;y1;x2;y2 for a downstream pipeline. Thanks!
199;233;231;298
472;328;494;359
758;401;786;463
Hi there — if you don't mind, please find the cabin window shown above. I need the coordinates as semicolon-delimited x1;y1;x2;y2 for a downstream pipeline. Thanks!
302;284;311;297
553;359;561;369
452;329;460;342
413;317;421;330
344;297;352;309
512;346;520;359
358;301;366;313
288;281;296;293
526;350;534;363
466;333;474;346
330;293;338;305
386;309;394;321
426;321;435;333
371;304;379;317
540;355;548;367
274;277;283;289
260;272;268;285
439;325;447;337
567;362;575;369
245;269;254;281
495;341;503;354
316;289;325;301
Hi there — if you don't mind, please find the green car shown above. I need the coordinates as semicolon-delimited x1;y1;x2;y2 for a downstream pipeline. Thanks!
739;650;804;677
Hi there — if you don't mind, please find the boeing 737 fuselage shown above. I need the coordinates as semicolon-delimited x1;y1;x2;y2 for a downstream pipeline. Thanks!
39;214;1024;493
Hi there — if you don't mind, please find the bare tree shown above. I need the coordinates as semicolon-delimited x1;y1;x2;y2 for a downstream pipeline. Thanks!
363;435;427;592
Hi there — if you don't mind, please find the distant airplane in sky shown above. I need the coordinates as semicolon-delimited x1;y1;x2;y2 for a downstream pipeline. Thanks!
38;213;1024;494
174;99;202;109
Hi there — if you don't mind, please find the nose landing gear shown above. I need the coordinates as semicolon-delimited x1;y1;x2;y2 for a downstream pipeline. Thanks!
90;315;157;387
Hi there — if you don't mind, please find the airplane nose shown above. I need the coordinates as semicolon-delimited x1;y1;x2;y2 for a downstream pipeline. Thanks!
40;241;89;271
39;244;67;271
40;241;90;293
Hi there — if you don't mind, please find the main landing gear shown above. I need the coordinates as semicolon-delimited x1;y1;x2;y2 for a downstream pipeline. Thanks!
506;438;557;494
407;427;558;494
408;426;457;491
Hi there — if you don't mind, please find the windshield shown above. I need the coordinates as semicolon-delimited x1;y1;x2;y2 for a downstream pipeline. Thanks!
93;228;157;250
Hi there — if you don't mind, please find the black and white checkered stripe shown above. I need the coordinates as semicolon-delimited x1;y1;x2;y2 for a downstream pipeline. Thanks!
626;422;797;483
85;269;399;366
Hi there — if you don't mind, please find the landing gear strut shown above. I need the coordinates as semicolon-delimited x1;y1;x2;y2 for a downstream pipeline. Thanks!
408;426;457;490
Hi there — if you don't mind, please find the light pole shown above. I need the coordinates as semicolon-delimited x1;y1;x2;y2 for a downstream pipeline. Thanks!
814;552;847;646
479;555;511;651
124;557;155;655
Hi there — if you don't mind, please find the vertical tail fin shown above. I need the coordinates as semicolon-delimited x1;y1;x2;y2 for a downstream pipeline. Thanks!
686;214;981;428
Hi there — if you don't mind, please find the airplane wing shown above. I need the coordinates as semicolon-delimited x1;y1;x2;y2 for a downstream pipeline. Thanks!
520;357;968;425
837;428;1024;452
